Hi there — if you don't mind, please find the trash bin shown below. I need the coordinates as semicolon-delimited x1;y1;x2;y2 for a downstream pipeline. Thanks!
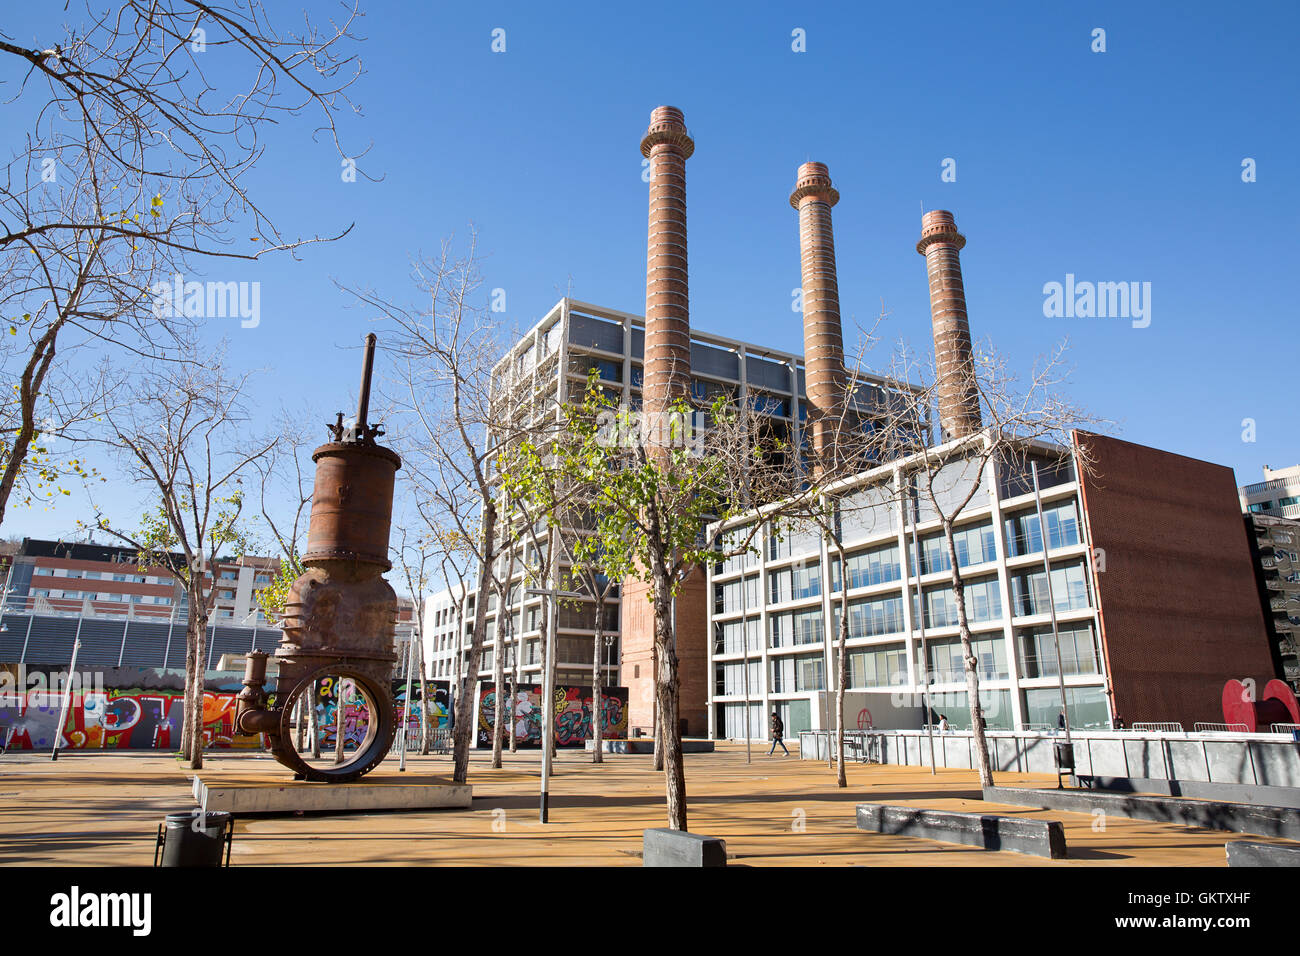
1054;741;1076;772
155;810;232;867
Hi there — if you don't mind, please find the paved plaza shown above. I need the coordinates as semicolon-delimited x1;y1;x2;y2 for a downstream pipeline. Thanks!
0;743;1277;866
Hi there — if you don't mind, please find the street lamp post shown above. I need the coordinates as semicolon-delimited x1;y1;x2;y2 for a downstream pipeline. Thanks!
525;585;585;823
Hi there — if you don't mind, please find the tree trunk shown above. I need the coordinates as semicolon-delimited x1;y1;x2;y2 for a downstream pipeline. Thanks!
592;596;604;764
180;605;197;761
509;623;520;755
417;636;431;755
652;640;664;772
189;606;208;771
943;518;994;786
835;546;849;788
452;501;496;784
491;599;506;769
651;556;686;830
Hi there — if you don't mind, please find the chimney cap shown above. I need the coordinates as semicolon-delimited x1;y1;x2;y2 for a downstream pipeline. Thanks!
641;105;694;158
917;209;966;253
789;161;839;208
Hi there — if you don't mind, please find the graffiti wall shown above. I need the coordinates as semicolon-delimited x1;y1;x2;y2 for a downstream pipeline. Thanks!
0;664;266;751
475;683;628;749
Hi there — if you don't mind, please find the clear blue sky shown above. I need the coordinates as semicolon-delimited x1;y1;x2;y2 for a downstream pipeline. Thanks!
4;0;1298;545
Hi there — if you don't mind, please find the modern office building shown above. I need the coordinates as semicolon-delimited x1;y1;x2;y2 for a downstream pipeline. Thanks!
481;291;923;734
3;538;279;625
1243;513;1300;689
707;431;1277;738
1240;464;1300;519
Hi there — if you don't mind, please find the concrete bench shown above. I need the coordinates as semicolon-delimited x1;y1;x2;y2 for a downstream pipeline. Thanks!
1226;840;1300;866
643;828;727;867
855;803;1067;858
985;785;1300;840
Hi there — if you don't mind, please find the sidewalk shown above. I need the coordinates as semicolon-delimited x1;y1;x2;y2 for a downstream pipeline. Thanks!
0;743;1258;865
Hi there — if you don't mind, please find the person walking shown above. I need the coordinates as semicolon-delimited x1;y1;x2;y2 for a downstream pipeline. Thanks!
938;714;949;733
768;711;789;756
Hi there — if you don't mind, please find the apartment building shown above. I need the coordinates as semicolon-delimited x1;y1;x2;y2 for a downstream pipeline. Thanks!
1240;464;1300;519
707;432;1276;738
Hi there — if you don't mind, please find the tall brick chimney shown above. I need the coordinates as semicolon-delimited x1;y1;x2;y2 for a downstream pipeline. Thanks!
789;162;846;475
623;105;708;740
916;209;982;440
640;106;694;433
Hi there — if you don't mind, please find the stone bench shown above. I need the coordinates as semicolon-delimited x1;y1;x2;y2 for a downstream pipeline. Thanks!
1226;840;1300;867
985;785;1300;840
856;803;1067;858
643;828;727;867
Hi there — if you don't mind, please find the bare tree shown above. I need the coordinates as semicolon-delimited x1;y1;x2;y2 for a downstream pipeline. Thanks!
0;1;366;530
346;231;520;785
83;345;275;768
859;338;1102;786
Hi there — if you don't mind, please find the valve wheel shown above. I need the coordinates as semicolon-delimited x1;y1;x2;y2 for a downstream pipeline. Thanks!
273;665;395;783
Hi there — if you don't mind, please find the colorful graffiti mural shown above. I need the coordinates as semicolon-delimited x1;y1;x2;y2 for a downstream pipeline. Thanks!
476;683;628;748
1;664;265;752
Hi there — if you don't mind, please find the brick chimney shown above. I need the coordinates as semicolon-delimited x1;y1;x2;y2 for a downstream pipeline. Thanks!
640;106;694;435
916;209;981;440
789;161;846;475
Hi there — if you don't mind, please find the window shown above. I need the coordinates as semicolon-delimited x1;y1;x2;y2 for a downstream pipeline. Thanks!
911;522;998;575
917;576;1002;628
770;608;823;648
832;542;901;591
840;594;905;638
219;570;236;581
1017;622;1101;677
1009;562;1091;617
769;562;821;603
1004;500;1081;557
772;654;825;692
919;634;1007;682
715;618;760;655
847;644;908;688
1281;496;1300;508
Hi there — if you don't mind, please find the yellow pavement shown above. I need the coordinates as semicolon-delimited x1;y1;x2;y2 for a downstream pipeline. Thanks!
0;743;1265;865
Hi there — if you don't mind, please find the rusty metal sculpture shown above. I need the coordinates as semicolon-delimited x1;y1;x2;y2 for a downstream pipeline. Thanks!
235;333;402;782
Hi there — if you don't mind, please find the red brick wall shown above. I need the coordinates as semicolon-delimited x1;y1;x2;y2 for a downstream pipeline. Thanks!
1074;432;1274;729
619;566;709;738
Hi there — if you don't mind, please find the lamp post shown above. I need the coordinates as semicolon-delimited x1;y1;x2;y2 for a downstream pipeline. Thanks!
525;585;585;823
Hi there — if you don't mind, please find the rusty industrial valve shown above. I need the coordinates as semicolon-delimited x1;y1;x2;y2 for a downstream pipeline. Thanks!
235;333;402;782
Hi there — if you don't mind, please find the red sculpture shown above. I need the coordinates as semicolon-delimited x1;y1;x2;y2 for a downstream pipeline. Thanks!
1222;678;1300;732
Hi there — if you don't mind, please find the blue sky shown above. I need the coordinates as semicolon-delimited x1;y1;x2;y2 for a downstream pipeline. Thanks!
4;0;1298;545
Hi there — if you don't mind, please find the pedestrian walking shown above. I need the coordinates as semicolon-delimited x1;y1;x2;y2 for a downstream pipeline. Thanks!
768;711;789;756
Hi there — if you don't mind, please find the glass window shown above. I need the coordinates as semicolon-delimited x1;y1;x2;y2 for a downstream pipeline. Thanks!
1022;686;1110;729
847;644;908;688
770;608;824;648
769;562;821;603
918;634;1008;683
1009;562;1091;617
1017;622;1101;677
916;576;1002;628
832;542;901;591
1004;499;1081;557
911;522;998;575
839;594;905;638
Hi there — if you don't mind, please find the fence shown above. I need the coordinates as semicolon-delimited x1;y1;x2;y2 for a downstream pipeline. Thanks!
799;727;1300;788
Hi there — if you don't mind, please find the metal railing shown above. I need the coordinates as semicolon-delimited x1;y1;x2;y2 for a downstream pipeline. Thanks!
1193;722;1249;734
1271;723;1300;735
1131;721;1184;733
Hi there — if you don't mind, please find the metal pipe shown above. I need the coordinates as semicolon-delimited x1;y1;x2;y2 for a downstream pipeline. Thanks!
910;511;937;774
355;332;377;431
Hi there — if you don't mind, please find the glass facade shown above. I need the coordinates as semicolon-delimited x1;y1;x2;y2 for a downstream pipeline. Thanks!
1004;499;1081;557
1008;561;1091;617
848;643;909;688
918;634;1008;683
1023;685;1110;729
1017;621;1101;677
